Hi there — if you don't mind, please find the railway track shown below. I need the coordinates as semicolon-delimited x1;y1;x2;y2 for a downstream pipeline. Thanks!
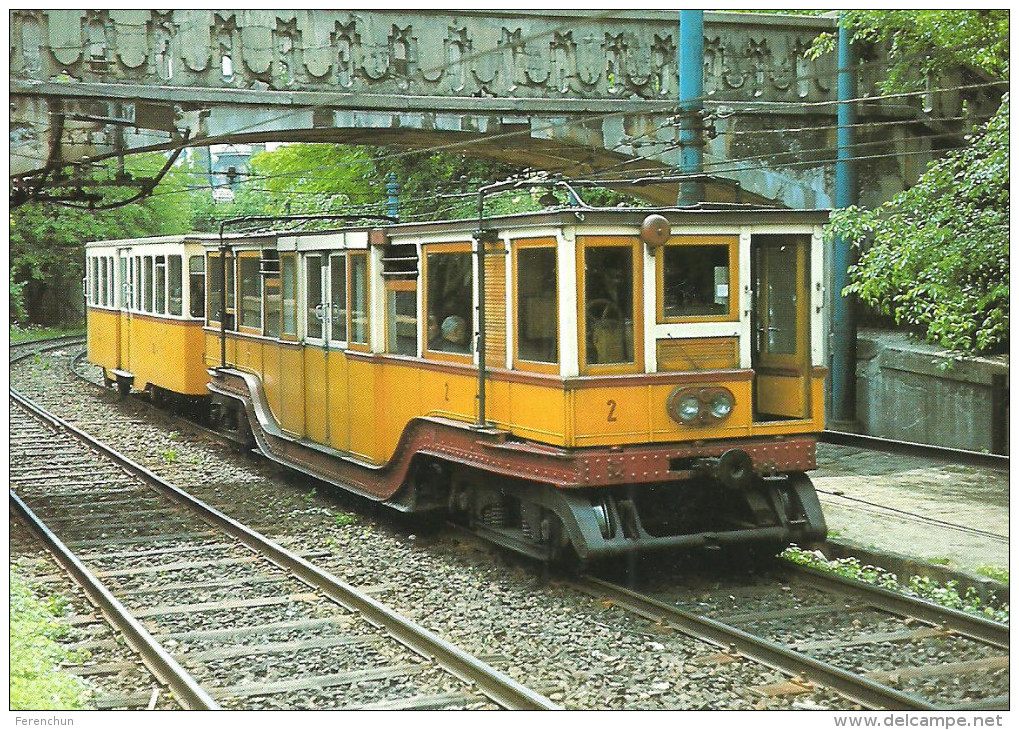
9;372;558;710
12;337;1011;710
821;430;1008;473
572;564;1008;711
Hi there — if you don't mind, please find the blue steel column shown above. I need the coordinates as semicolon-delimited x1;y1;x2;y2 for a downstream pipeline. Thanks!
677;10;704;205
831;21;857;427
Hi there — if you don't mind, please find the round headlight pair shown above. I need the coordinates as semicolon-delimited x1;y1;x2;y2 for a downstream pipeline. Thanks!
666;386;736;426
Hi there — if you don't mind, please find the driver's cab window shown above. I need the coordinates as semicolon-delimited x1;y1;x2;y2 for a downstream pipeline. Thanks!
657;236;739;322
424;244;473;359
579;238;641;372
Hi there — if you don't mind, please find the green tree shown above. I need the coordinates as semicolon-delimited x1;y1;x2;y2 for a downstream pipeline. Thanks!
10;154;198;324
830;95;1008;354
810;10;1009;88
822;11;1009;355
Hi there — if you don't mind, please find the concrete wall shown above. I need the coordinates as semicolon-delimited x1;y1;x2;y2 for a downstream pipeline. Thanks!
854;329;1009;454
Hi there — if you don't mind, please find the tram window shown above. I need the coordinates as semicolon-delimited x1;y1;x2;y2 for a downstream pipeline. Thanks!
111;256;117;305
143;256;154;313
264;274;281;338
133;256;141;310
168;255;183;316
155;256;167;314
583;246;634;365
189;256;205;319
425;251;472;356
660;243;732;319
89;258;97;305
239;255;262;330
329;254;347;343
207;253;235;327
119;257;128;308
349;252;369;346
99;257;108;306
281;254;297;338
386;283;417;356
516;246;558;364
305;255;323;340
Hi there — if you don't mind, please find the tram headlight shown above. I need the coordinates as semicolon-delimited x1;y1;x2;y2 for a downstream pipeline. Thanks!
707;390;734;421
666;386;736;426
675;393;701;423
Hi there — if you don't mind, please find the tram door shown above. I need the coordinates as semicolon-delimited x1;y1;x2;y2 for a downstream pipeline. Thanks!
303;254;329;444
303;253;351;450
752;235;811;420
117;248;132;372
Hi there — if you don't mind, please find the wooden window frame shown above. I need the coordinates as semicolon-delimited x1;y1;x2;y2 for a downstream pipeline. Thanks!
154;255;167;315
85;257;93;305
346;249;371;353
421;242;474;364
656;235;740;324
237;250;263;335
206;251;236;328
142;255;154;313
279;253;299;341
167;254;183;317
99;256;108;307
576;236;644;376
133;256;141;311
512;237;559;375
384;278;418;357
263;274;281;339
327;252;349;349
303;253;326;345
188;255;206;320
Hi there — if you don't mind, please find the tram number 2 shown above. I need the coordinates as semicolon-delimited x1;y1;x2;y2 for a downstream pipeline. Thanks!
606;399;618;423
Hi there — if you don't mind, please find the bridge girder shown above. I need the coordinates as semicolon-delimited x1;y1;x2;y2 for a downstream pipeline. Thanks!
11;9;994;208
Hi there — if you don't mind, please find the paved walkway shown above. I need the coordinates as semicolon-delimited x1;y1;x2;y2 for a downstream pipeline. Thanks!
812;443;1009;574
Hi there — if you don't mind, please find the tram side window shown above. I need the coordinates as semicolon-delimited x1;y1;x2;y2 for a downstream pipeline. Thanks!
386;282;417;356
155;256;167;314
516;246;558;364
168;255;183;316
660;243;732;320
88;258;96;305
425;251;472;356
329;254;347;343
207;253;235;327
99;257;108;307
135;257;142;310
349;252;369;346
281;254;297;338
305;255;323;340
120;257;129;308
189;256;205;319
584;246;634;365
264;265;281;339
110;256;118;307
239;255;262;330
142;256;154;312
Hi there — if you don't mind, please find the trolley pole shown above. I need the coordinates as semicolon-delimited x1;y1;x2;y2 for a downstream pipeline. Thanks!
677;9;705;206
831;20;858;428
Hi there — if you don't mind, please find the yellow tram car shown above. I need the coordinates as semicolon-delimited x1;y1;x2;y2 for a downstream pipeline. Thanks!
86;205;829;561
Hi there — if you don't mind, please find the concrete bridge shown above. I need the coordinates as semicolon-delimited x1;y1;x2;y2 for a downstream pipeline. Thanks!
9;10;992;207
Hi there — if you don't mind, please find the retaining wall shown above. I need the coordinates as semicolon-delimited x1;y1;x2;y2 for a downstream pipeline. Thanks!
854;329;1009;454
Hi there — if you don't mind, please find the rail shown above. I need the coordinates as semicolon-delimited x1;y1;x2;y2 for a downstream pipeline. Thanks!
821;430;1008;472
9;365;558;710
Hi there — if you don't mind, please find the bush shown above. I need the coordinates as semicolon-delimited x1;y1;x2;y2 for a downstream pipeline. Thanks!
10;574;91;710
829;97;1009;355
